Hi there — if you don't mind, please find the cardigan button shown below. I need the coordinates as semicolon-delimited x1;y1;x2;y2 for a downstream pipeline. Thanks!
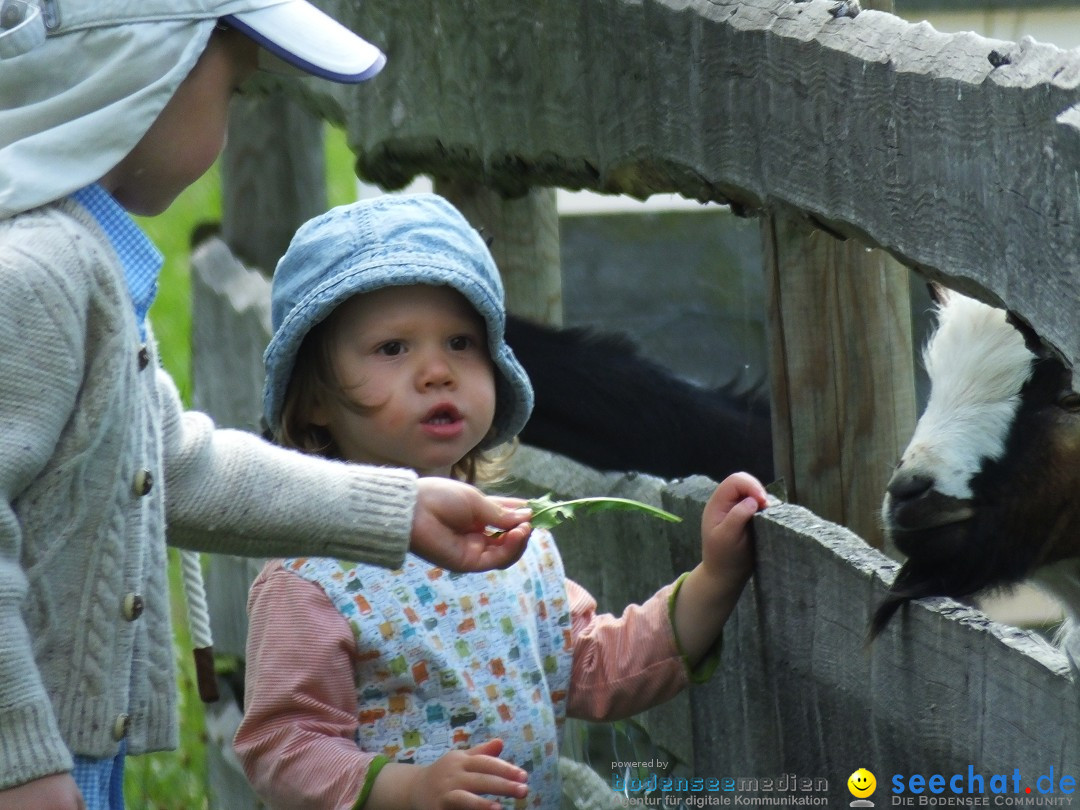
112;713;130;741
137;345;150;371
133;469;153;497
122;593;144;621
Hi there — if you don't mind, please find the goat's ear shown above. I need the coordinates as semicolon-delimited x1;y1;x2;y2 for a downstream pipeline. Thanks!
926;282;949;305
1005;309;1051;357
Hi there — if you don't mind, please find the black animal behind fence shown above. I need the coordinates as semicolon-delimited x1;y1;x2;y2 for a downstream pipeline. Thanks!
505;315;774;485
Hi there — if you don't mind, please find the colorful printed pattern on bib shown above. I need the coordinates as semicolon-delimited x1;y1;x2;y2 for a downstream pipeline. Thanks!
287;529;572;809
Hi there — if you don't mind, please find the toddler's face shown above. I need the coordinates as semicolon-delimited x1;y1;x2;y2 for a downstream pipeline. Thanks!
313;284;497;476
102;28;258;216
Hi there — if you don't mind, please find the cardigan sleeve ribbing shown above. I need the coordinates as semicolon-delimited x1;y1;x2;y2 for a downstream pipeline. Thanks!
157;370;416;568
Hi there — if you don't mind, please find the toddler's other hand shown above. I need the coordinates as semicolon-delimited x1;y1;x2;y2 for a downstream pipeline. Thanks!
670;472;768;666
410;738;528;810
412;478;531;572
1;773;85;810
700;472;768;585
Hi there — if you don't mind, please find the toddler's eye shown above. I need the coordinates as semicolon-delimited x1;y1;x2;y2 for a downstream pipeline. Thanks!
449;335;475;351
377;341;405;356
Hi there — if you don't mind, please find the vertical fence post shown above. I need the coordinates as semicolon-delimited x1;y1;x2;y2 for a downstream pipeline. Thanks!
196;92;326;809
759;0;903;548
434;180;563;325
761;204;915;549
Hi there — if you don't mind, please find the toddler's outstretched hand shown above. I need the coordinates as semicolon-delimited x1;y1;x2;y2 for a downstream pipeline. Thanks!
671;472;768;667
412;478;532;572
700;471;768;585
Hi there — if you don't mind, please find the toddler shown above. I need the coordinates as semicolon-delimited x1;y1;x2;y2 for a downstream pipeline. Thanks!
235;193;768;810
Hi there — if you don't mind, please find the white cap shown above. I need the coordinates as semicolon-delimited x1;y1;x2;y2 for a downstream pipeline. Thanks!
0;0;385;82
224;1;385;83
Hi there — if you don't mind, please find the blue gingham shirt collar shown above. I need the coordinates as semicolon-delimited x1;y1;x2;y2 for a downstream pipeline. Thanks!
69;184;162;340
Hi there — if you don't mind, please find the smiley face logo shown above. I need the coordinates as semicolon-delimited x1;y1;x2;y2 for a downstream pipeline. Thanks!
848;768;876;798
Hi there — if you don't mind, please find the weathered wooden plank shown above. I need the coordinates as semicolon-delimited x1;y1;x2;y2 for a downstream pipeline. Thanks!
190;238;272;810
190;238;271;660
221;94;326;273
763;205;915;549
197;98;327;810
679;491;1076;803
755;0;916;550
190;239;271;436
435;179;564;324
510;446;1079;805
307;0;1080;367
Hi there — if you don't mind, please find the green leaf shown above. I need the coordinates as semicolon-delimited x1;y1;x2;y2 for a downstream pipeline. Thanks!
525;494;682;532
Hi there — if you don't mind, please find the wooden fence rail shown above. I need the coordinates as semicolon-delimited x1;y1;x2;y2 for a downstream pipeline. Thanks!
303;0;1080;371
508;446;1079;806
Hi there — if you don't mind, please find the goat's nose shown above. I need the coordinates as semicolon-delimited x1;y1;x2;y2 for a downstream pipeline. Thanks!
886;470;934;501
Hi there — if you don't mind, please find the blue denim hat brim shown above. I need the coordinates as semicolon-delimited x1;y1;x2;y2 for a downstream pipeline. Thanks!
263;194;534;450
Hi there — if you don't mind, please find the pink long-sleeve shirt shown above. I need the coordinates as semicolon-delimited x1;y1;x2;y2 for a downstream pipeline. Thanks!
236;550;693;810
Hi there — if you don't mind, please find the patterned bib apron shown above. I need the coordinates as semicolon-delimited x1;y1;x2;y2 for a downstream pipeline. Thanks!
287;528;573;809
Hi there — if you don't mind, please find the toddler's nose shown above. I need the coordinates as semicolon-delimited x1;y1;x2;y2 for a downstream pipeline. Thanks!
417;349;455;389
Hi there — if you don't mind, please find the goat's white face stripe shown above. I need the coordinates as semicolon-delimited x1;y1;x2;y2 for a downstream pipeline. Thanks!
899;294;1036;500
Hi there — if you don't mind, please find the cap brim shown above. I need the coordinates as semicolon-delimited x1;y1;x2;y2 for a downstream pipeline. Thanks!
224;1;385;83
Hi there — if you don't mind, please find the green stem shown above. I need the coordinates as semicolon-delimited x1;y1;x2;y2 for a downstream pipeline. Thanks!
530;496;681;524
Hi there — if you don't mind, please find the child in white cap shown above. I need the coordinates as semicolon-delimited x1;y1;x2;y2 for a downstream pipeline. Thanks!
235;193;768;810
0;4;532;809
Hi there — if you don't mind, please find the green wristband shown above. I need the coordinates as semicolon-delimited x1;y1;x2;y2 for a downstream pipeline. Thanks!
352;755;391;810
667;572;723;684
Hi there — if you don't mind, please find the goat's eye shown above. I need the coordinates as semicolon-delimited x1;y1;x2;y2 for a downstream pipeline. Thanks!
1057;391;1080;412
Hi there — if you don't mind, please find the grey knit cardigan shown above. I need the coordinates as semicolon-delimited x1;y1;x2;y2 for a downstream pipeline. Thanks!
0;200;418;789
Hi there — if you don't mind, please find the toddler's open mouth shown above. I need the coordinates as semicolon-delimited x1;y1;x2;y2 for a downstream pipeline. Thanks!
422;404;463;425
421;403;466;439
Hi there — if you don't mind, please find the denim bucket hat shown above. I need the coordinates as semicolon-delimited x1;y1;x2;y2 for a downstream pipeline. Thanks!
263;193;534;449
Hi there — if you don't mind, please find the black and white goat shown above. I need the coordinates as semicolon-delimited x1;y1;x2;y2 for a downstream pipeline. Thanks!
505;315;774;484
874;287;1080;651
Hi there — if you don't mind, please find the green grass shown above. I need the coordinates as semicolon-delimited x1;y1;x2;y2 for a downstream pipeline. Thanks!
124;124;358;808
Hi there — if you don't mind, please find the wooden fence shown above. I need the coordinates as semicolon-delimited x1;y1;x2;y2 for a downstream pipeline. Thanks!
510;447;1079;805
301;0;1080;549
192;0;1080;805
